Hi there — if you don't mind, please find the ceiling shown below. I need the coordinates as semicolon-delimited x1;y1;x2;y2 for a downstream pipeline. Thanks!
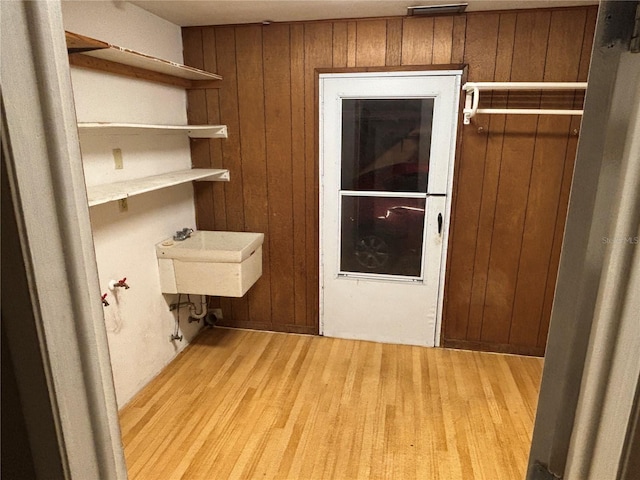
129;0;598;27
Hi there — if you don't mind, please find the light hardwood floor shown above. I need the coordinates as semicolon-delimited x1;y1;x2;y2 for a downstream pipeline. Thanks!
120;328;543;479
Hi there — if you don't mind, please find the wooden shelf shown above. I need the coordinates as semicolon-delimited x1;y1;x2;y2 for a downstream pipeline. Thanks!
87;169;230;207
65;31;222;89
77;123;228;138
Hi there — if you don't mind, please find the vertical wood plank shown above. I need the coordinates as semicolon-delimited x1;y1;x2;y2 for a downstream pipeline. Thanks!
215;26;248;324
577;6;598;83
203;89;226;229
432;16;454;65
235;25;272;325
450;15;466;64
401;17;434;65
466;13;516;341
183;28;207;134
290;24;307;326
183;27;203;67
538;6;597;349
385;19;403;67
509;12;551;82
333;22;348;68
182;29;207;163
264;24;295;325
537;120;580;348
509;118;571;346
215;27;246;232
183;28;214;230
346;22;357;67
493;14;517;84
444;13;499;341
544;10;587;82
480;11;551;345
464;13;500;82
203;27;227;230
355;20;387;67
509;9;585;348
304;23;333;328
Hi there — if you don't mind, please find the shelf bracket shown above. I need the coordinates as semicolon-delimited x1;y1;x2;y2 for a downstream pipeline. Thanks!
196;170;230;182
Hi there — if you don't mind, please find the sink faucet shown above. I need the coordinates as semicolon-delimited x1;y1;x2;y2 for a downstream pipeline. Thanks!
173;227;194;241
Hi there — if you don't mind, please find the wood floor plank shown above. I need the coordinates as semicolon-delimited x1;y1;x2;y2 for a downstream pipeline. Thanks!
120;328;543;479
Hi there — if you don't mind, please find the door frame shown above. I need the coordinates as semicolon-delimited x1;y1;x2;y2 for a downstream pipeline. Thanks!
317;67;464;346
527;3;640;478
2;1;127;478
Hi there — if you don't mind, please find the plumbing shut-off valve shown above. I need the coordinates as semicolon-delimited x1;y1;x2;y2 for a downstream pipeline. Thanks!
109;277;130;291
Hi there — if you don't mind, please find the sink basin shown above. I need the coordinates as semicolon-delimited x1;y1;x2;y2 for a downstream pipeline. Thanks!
156;230;264;297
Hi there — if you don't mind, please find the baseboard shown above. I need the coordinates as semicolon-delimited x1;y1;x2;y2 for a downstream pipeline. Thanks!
215;320;317;335
443;338;546;357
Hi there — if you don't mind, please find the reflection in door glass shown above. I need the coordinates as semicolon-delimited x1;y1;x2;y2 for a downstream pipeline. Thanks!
341;196;426;277
341;99;434;192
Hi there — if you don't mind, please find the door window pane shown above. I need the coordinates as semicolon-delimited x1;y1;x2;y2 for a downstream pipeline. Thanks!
340;196;426;277
341;99;434;192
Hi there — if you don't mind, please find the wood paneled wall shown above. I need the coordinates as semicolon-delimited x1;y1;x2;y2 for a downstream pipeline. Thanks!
182;6;598;353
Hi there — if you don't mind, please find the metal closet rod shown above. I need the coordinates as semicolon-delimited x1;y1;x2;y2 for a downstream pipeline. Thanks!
462;81;588;125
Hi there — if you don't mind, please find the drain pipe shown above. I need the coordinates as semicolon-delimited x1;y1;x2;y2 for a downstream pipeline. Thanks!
188;295;208;320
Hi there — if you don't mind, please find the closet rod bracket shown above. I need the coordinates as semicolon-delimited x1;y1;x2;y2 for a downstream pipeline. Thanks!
462;82;588;125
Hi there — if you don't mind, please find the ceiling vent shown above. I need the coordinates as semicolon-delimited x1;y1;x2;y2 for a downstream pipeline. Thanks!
407;3;468;16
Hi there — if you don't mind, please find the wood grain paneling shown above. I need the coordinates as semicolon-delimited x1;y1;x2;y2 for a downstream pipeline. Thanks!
332;22;348;68
235;25;272;324
445;7;595;355
264;24;295;325
303;23;332;328
183;6;598;353
346;22;357;68
214;27;245;233
182;28;213;230
290;24;307;327
509;9;586;348
466;13;516;342
539;6;597;349
214;27;249;323
355;20;387;67
481;11;551;345
433;16;454;65
401;17;434;65
445;13;500;342
385;19;403;66
204;87;226;231
203;28;227;231
451;15;467;63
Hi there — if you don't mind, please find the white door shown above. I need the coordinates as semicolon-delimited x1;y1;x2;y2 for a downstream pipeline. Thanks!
320;72;461;347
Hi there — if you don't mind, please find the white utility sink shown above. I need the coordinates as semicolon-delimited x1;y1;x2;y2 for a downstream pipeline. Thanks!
156;230;264;297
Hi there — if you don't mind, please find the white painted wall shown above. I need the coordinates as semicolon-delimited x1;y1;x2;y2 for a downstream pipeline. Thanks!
61;0;202;407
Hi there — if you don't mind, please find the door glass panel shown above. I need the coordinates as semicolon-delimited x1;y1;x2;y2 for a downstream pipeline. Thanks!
341;99;434;192
340;196;426;277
